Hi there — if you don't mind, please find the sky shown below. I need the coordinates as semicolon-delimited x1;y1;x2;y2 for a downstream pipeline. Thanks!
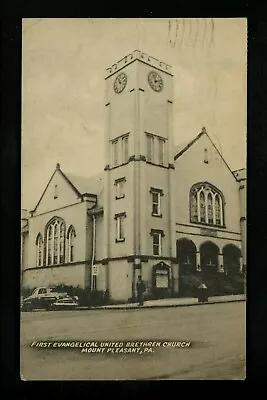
22;18;247;210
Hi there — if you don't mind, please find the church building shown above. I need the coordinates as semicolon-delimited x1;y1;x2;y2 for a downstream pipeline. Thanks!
21;50;246;302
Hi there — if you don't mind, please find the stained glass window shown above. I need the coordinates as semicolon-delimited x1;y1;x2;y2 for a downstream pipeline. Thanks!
215;195;221;225
200;191;206;222
60;222;65;263
67;226;75;262
45;218;65;266
190;183;224;227
36;234;43;267
47;225;53;265
190;191;198;222
53;222;59;264
207;193;213;224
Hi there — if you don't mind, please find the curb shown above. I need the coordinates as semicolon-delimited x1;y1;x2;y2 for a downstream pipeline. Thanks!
87;297;246;311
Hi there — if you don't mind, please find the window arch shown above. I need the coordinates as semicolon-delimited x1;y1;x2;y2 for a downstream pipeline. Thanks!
36;233;43;267
177;238;197;272
223;244;241;276
200;241;220;274
189;182;225;227
44;217;66;266
67;225;76;262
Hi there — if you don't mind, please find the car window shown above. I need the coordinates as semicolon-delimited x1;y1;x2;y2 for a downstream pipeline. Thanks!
39;288;47;294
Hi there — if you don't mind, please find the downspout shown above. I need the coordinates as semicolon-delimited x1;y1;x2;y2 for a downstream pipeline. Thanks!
86;201;97;298
91;214;96;291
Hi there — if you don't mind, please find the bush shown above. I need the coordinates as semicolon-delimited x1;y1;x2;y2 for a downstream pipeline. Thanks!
179;271;245;298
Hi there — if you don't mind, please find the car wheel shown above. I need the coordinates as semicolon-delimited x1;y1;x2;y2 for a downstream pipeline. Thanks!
23;304;32;312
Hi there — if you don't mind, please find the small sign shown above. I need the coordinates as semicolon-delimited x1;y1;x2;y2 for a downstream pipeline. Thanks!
155;269;169;288
156;274;168;288
92;265;99;276
200;228;217;237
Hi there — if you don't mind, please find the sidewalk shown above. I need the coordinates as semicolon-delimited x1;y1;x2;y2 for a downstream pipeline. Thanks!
90;294;246;311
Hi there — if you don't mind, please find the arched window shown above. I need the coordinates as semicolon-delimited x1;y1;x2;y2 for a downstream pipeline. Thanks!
200;191;206;223
215;195;221;225
207;193;213;224
66;226;76;262
36;233;43;267
189;182;225;227
59;221;65;263
45;217;66;266
190;190;198;222
47;225;53;265
53;221;59;264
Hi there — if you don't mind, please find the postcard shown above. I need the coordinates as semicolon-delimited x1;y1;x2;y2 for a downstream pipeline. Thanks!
21;18;246;380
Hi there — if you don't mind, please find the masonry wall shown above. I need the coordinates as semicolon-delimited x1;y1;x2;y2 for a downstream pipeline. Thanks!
174;134;241;234
22;201;88;289
23;263;86;289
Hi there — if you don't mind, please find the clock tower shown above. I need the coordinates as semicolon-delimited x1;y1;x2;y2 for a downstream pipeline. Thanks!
102;50;178;301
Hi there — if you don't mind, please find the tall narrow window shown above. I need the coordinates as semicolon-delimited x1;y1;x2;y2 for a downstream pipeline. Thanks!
158;138;164;165
200;191;206;223
122;135;129;163
67;226;76;262
204;148;209;164
152;192;160;215
215;195;221;225
45;217;66;266
115;177;126;199
59;222;65;263
151;229;164;256
150;188;163;216
147;134;154;162
47;225;53;265
207;193;213;224
115;213;126;242
113;140;118;167
190;191;198;222
53;222;59;264
54;184;58;199
36;234;43;267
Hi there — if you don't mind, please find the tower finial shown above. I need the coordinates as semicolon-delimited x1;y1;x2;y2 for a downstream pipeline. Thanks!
202;126;207;134
56;163;60;170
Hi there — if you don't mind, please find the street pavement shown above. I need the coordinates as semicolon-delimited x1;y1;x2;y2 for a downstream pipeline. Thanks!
20;301;246;380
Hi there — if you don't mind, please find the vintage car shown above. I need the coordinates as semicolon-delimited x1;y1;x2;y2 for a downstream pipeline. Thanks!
21;287;79;311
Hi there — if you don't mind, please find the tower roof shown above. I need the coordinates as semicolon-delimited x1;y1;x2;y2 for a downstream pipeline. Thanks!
105;50;172;79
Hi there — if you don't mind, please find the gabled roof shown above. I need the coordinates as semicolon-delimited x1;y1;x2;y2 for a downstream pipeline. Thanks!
173;127;241;182
174;130;205;160
31;163;103;214
63;172;103;197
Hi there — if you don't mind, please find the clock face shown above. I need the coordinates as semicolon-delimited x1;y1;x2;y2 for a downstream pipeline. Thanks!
114;73;127;93
148;71;163;92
